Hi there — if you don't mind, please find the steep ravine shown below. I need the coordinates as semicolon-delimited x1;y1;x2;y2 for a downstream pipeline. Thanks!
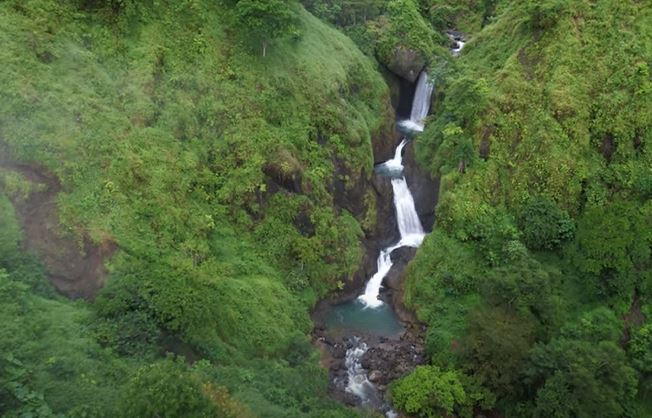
312;70;439;413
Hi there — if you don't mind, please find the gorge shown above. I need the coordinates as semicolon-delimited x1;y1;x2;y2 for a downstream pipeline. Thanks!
3;1;651;417
315;67;438;414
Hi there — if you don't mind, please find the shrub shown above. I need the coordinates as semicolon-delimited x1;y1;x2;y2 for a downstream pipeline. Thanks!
119;358;216;418
517;196;574;251
391;365;470;418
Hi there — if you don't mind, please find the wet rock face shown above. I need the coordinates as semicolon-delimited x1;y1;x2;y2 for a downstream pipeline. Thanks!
390;246;417;265
383;46;426;83
371;173;400;245
403;140;439;232
385;247;416;292
373;111;401;163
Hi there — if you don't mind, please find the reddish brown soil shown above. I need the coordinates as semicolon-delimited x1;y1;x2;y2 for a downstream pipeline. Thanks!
0;158;115;300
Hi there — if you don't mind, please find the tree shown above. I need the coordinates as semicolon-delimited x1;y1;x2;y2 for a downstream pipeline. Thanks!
630;323;652;374
234;0;297;57
517;196;574;251
524;309;638;418
570;201;651;297
390;365;470;418
461;306;536;398
526;0;571;30
482;256;560;330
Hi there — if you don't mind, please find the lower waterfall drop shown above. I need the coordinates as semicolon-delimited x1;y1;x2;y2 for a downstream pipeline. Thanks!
358;138;425;308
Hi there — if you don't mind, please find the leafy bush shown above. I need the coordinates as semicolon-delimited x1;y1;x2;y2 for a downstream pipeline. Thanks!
120;358;217;418
0;193;20;264
390;365;469;418
517;196;574;250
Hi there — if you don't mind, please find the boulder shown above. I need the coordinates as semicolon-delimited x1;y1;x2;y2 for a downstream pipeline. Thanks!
384;46;426;83
369;370;383;383
390;246;417;265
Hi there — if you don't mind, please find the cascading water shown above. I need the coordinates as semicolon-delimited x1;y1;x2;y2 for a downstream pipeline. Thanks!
452;40;465;56
358;139;425;308
344;337;382;407
399;71;434;132
447;32;466;57
341;73;434;414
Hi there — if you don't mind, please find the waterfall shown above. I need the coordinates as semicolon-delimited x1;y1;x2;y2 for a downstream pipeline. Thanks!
399;71;434;133
380;137;409;173
392;178;425;246
358;139;425;308
410;72;434;126
447;32;466;57
343;68;434;412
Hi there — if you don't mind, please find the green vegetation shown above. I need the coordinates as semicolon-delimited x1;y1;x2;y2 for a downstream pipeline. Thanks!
389;366;470;418
303;0;447;72
2;0;652;417
400;0;652;417
0;0;389;416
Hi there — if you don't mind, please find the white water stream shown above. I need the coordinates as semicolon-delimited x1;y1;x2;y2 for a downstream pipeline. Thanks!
344;72;434;412
344;337;381;406
398;71;434;132
358;139;425;308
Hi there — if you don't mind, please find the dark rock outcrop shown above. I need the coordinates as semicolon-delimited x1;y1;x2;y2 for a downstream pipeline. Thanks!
360;333;426;389
0;156;115;300
403;140;439;232
384;46;426;83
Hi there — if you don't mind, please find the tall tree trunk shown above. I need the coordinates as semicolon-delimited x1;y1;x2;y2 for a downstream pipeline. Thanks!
262;40;267;57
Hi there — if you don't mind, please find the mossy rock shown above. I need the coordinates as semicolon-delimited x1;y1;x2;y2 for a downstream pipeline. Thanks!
383;45;426;82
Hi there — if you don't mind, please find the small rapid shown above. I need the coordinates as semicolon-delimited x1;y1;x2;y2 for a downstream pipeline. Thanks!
344;337;381;407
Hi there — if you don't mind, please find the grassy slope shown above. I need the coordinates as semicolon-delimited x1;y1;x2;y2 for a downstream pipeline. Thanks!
0;1;391;416
405;0;652;415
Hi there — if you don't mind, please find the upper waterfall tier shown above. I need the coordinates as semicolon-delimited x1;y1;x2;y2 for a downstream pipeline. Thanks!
399;71;434;133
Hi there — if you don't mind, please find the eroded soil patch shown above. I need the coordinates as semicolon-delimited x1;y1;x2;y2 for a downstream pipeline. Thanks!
0;157;115;299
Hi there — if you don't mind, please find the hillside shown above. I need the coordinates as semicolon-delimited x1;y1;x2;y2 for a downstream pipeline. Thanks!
2;0;652;417
403;1;652;417
0;1;393;416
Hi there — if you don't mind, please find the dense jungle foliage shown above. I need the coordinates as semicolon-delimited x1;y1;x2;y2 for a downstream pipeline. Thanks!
1;0;652;417
400;1;652;417
1;0;388;416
